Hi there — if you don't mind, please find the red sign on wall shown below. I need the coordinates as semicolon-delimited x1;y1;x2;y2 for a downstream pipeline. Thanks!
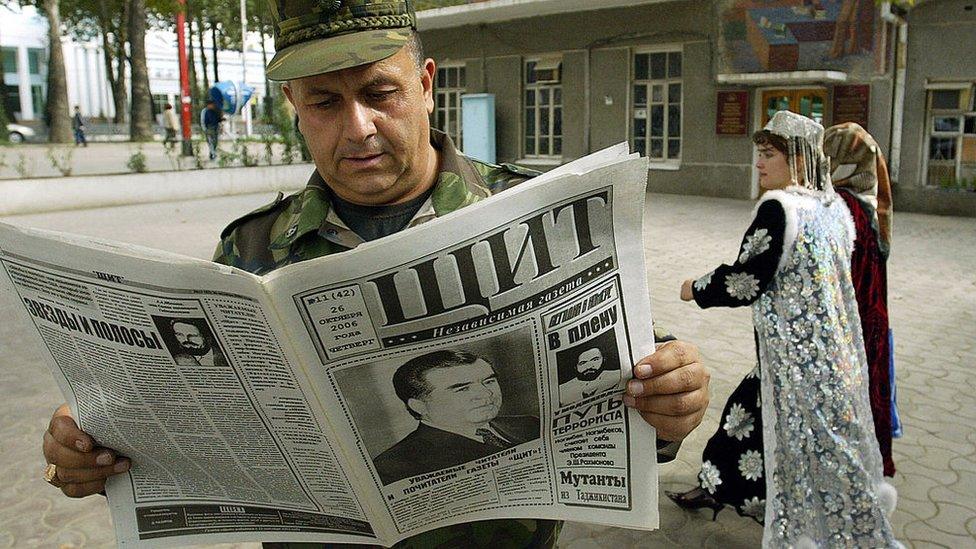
833;85;871;128
716;91;750;136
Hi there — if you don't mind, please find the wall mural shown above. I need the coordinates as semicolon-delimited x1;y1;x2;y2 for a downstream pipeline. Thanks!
718;0;882;76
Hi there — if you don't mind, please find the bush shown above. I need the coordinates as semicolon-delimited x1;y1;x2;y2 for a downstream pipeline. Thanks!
126;148;148;173
234;138;259;167
46;146;75;176
217;147;239;168
14;154;33;178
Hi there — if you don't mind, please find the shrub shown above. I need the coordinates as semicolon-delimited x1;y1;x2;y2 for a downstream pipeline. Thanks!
46;146;75;176
126;148;148;173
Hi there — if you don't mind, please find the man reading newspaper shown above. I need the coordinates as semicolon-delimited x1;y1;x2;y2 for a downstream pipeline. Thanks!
39;1;711;547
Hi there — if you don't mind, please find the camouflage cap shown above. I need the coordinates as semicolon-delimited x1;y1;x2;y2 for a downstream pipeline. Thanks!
265;0;416;81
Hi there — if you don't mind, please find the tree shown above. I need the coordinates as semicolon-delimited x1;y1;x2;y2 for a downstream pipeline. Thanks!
60;0;129;123
39;0;72;142
128;0;152;140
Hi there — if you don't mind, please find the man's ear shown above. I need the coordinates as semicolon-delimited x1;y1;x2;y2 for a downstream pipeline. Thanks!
282;82;296;108
421;58;436;115
407;398;428;420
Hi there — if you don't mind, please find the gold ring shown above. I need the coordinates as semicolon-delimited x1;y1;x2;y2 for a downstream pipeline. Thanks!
43;463;59;485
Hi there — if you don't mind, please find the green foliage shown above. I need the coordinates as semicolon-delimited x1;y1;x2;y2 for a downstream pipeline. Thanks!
234;137;258;167
192;140;205;170
126;147;148;173
45;146;75;176
262;133;276;165
13;154;33;179
217;147;239;168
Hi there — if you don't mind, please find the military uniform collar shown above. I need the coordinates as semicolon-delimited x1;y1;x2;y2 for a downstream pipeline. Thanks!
268;130;490;251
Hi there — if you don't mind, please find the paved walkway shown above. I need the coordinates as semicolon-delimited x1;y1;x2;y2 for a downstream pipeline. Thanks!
0;192;973;548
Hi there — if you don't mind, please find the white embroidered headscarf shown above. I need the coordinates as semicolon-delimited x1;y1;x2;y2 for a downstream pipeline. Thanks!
763;110;833;195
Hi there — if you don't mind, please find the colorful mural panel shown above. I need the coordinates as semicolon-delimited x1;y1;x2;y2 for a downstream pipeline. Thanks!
719;0;881;76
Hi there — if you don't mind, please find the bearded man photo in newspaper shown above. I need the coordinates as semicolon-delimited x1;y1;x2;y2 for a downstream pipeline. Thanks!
152;317;229;368
557;330;623;407
374;349;540;484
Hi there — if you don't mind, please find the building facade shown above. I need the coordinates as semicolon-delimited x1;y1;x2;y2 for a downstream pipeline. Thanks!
419;0;976;216
1;7;270;127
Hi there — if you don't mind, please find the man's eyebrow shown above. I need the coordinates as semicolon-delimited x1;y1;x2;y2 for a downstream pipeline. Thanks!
361;75;400;89
446;373;497;390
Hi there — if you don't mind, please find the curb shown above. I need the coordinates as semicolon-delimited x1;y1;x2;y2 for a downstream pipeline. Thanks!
0;164;313;216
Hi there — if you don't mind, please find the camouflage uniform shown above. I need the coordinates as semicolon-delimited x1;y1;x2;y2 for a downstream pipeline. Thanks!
215;130;560;548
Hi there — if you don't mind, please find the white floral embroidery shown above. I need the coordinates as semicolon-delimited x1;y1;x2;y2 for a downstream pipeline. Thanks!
739;228;772;262
738;450;764;481
699;461;723;494
723;402;755;440
744;365;760;379
725;272;760;301
694;270;714;291
740;496;766;520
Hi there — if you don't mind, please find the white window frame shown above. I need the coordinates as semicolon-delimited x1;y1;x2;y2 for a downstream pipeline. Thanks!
922;82;976;188
523;55;563;161
434;63;466;150
631;45;683;168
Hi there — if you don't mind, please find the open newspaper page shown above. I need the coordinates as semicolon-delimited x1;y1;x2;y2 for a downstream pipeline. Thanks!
263;145;660;543
0;230;380;547
0;144;659;547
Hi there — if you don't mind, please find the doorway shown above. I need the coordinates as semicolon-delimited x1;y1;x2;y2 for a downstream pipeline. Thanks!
760;88;828;126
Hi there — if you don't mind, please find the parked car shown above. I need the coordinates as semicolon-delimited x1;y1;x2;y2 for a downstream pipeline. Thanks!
6;123;35;143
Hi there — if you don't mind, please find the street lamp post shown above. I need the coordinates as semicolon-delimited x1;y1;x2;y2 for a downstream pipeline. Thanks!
176;0;193;156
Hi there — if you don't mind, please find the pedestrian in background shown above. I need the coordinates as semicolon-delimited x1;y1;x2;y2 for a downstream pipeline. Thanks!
162;103;179;151
71;106;87;147
200;100;223;160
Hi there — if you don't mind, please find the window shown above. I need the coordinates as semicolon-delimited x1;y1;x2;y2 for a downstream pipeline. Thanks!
435;64;465;149
1;47;17;118
925;84;976;189
151;93;170;118
1;47;16;74
524;56;562;158
27;48;44;76
632;49;682;161
30;84;45;118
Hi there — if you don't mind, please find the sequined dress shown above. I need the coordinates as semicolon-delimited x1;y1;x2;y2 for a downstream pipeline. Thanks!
693;188;897;547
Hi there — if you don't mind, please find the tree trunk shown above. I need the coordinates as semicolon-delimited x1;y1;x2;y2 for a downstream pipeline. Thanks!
259;14;271;123
128;0;153;140
187;7;200;117
211;19;219;83
97;0;127;124
196;14;210;94
112;39;128;124
40;0;72;142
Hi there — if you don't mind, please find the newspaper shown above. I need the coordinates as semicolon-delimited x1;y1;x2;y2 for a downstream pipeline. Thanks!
0;145;659;547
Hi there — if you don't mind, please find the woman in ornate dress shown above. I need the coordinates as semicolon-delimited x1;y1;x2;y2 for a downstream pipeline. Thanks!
666;122;898;525
676;111;898;547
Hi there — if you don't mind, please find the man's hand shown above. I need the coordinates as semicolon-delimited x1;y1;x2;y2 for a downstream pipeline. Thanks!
680;279;695;302
42;403;130;498
624;340;709;442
